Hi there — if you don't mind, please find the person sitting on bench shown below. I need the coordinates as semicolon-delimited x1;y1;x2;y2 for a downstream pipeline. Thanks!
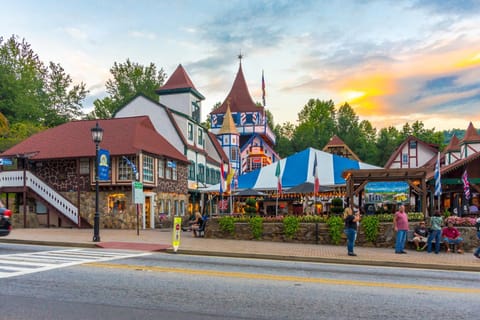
442;221;464;254
183;211;204;237
413;221;429;251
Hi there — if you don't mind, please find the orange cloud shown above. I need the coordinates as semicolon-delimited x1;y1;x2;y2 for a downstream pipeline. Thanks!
337;74;397;115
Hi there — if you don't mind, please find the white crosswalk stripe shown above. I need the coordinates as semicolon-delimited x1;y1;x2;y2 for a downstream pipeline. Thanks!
0;248;151;279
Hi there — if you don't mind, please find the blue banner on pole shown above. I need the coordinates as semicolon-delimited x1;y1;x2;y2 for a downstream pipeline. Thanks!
98;149;110;181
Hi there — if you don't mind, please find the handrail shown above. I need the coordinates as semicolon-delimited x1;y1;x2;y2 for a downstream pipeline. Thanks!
0;171;79;225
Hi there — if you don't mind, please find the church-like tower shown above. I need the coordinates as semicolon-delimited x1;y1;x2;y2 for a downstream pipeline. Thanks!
217;104;240;173
210;57;279;174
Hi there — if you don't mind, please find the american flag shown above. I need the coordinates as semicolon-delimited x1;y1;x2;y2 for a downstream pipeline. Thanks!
462;170;470;200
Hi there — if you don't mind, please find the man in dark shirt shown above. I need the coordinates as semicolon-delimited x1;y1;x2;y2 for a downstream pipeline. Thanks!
413;221;429;251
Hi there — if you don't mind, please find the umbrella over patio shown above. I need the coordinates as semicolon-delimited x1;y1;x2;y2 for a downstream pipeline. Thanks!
286;182;333;194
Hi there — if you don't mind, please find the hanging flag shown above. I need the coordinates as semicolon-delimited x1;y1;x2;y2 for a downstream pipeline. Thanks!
434;152;441;197
220;164;226;194
462;169;470;200
313;153;319;194
226;167;235;194
275;161;282;194
262;70;266;107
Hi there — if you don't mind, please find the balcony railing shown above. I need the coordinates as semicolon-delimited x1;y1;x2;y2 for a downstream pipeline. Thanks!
0;171;79;225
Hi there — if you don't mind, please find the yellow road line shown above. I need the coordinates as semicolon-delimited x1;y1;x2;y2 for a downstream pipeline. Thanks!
85;262;480;294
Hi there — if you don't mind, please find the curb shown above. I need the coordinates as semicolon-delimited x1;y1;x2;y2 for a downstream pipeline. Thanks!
166;249;480;272
0;238;97;248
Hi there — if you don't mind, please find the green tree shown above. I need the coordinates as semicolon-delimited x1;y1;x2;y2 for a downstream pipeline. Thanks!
293;99;336;150
357;120;378;164
91;59;166;118
335;102;363;153
0;35;87;126
376;126;401;166
274;122;296;157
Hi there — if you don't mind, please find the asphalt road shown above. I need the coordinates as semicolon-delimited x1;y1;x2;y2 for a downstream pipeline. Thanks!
1;243;479;319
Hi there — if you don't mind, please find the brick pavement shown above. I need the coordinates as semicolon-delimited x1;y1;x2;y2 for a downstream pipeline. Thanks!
1;228;479;272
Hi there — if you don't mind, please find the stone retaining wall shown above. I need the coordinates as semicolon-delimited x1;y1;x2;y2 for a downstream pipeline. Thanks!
204;219;479;251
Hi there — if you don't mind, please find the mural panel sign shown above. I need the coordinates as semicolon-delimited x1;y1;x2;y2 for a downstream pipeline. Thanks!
365;181;409;204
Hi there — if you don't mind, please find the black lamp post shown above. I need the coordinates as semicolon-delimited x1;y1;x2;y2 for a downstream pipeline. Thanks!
91;121;103;242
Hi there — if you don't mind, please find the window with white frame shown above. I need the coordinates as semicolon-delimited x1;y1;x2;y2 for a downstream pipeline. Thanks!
180;200;185;216
143;155;154;182
158;159;165;178
198;164;205;183
188;161;195;180
172;161;177;180
118;156;136;181
188;122;193;141
402;153;408;164
79;158;90;175
197;128;203;146
206;167;211;184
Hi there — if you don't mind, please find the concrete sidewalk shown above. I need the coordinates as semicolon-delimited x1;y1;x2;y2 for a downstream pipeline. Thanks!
1;228;479;272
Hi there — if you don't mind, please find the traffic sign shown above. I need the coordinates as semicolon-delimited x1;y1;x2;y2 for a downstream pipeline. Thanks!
172;217;182;252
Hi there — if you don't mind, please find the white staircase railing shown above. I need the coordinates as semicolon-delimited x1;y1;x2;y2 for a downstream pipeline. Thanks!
0;170;79;225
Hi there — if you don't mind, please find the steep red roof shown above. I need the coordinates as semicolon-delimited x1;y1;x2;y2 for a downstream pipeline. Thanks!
211;63;262;114
462;122;480;143
444;134;460;152
0;117;188;163
158;64;197;91
324;135;346;147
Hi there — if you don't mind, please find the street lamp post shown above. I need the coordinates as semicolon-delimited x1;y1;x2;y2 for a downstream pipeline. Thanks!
91;121;103;242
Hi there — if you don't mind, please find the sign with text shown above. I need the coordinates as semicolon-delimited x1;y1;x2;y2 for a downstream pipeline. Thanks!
98;149;110;181
365;181;409;204
132;181;144;204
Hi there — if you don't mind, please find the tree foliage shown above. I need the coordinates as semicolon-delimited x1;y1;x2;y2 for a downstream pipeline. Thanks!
91;59;166;118
273;98;446;166
0;35;87;127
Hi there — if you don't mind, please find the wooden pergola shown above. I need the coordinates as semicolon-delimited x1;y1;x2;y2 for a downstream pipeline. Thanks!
343;168;428;216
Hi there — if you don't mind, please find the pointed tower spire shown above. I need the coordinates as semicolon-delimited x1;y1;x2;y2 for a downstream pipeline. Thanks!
219;101;239;135
211;60;260;114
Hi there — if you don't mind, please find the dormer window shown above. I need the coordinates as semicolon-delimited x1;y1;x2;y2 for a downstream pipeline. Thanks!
192;101;200;123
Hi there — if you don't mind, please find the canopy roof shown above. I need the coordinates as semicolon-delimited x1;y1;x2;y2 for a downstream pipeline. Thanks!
203;147;379;192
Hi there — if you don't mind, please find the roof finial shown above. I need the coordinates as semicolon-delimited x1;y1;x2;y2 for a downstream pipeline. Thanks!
238;51;243;65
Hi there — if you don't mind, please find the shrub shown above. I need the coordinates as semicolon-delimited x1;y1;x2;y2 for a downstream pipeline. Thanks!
362;215;379;243
283;216;299;239
249;216;263;239
218;216;235;235
326;215;343;244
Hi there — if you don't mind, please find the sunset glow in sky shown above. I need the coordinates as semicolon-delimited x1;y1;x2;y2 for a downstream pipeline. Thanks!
1;0;480;131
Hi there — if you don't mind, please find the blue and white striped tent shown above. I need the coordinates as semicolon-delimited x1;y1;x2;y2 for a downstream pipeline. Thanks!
204;147;380;192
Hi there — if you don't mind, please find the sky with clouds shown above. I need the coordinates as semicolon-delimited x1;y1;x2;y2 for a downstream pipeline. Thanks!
1;0;480;131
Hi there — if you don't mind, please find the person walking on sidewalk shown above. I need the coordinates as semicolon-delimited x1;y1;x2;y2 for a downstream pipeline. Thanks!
393;205;409;254
474;217;480;259
427;210;443;254
344;207;360;256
